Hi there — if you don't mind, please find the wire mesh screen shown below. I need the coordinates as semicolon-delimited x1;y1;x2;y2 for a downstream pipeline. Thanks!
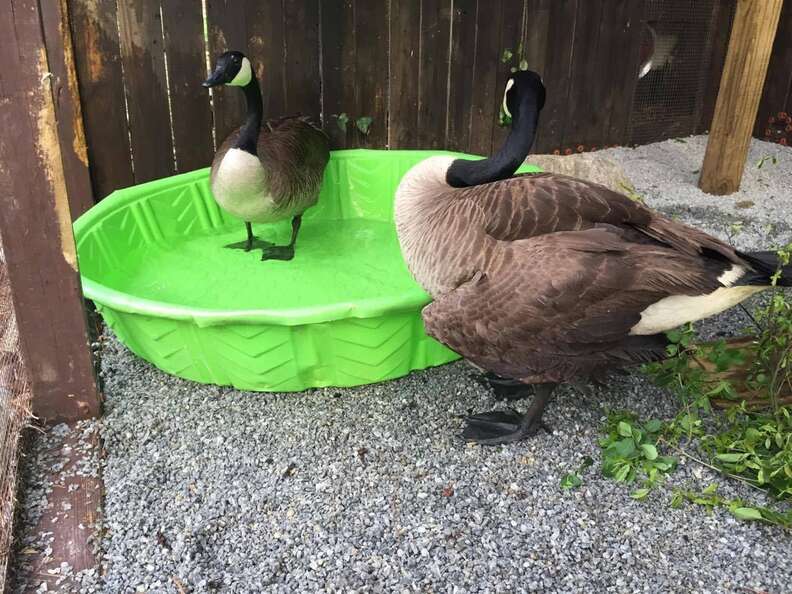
0;240;33;589
629;0;735;145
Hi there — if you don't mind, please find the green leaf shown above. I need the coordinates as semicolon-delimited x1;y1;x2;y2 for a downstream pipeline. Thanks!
640;443;658;461
614;464;631;482
644;419;662;433
715;453;747;463
670;492;683;508
501;48;513;63
631;488;650;501
618;421;633;437
560;473;582;490
355;116;373;135
731;507;763;521
336;112;349;132
667;329;682;343
610;438;637;458
518;59;528;71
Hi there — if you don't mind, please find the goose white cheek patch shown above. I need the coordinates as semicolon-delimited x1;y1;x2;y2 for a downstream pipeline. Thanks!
228;57;252;87
502;78;515;118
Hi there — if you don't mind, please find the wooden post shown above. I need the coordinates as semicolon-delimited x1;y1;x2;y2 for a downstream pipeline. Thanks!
0;0;101;422
699;0;784;195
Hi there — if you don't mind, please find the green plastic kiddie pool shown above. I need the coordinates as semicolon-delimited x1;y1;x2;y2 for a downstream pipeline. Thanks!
74;149;540;392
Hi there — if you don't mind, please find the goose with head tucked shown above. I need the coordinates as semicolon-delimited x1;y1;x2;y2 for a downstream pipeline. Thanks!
203;50;330;261
395;70;792;445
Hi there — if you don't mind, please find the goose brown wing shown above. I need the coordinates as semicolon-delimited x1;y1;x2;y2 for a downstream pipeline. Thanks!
463;173;745;266
421;228;723;383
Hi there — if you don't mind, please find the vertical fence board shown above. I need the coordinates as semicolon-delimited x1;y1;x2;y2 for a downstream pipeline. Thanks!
445;0;477;151
754;0;792;138
561;0;604;151
468;0;502;155
0;0;100;422
417;0;452;149
206;0;246;144
246;1;287;122
539;0;578;152
389;0;420;148
117;0;175;183
68;0;133;198
490;0;526;154
161;0;215;172
604;0;645;146
523;0;551;152
354;1;389;148
40;0;94;218
321;0;356;147
284;0;321;122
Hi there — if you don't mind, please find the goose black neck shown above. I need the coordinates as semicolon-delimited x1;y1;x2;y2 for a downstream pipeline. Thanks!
234;75;263;156
446;101;539;188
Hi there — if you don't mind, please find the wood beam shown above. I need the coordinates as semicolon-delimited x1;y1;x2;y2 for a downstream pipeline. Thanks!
0;0;101;422
699;0;784;195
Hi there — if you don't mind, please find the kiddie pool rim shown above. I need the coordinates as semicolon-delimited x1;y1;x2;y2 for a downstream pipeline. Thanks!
73;149;541;328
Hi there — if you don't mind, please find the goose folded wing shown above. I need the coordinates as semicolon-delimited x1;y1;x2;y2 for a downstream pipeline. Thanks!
465;173;744;266
421;229;724;382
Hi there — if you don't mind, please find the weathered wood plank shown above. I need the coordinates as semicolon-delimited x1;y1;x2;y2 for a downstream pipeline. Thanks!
40;0;94;218
700;1;735;135
523;0;552;153
246;1;287;122
117;0;175;183
534;0;578;153
754;0;792;138
490;0;526;154
468;0;503;155
562;0;604;151
68;0;133;198
320;0;356;148
700;0;784;195
388;0;420;148
417;0;452;149
445;0;477;151
353;1;389;148
284;0;321;122
161;0;215;172
0;0;101;422
206;0;246;145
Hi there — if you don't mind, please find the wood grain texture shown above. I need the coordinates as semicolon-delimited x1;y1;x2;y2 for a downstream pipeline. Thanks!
284;0;321;122
700;0;736;135
161;0;215;172
537;0;578;153
246;1;287;122
117;0;175;183
754;0;792;138
467;0;502;155
445;0;477;151
320;0;357;148
0;0;100;422
388;0;420;148
417;0;452;149
522;0;551;152
68;0;133;199
700;0;784;195
40;0;94;218
489;0;525;154
351;1;389;148
206;0;246;144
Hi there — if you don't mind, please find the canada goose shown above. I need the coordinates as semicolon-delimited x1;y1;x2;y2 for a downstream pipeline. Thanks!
203;51;329;260
395;70;792;445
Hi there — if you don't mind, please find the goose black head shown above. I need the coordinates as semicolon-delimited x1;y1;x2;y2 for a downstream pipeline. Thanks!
501;70;546;125
203;50;253;88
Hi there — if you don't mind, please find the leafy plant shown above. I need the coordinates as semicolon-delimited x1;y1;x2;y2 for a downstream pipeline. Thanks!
560;456;594;490
598;412;677;495
335;112;349;132
757;154;778;169
671;484;792;528
355;116;373;136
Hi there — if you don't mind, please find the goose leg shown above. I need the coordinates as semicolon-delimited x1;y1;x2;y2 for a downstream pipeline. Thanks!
225;222;273;251
462;383;556;445
472;371;535;401
261;215;302;261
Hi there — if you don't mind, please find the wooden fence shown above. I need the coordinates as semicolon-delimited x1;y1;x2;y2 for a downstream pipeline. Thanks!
51;0;785;207
754;0;792;144
60;0;656;202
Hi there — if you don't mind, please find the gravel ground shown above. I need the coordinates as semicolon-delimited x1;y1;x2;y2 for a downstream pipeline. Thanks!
10;136;792;594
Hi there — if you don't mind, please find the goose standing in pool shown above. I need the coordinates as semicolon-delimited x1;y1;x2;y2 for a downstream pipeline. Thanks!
203;51;329;260
395;70;792;445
